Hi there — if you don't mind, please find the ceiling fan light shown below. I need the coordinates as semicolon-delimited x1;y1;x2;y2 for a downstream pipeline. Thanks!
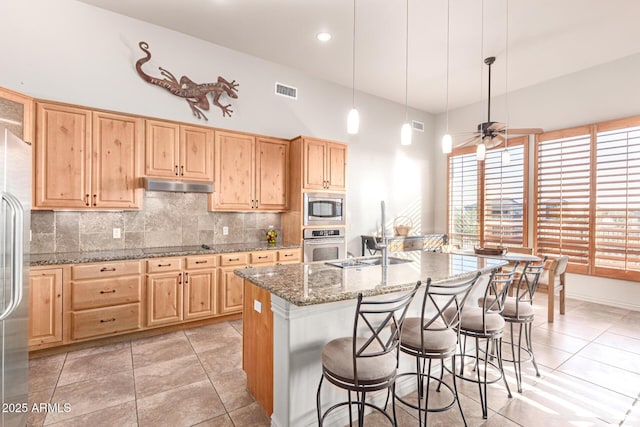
476;142;486;161
502;148;510;165
401;122;412;145
442;133;452;154
347;108;360;134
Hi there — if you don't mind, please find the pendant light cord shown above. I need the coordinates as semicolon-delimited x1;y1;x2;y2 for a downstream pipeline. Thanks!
445;0;450;134
404;0;409;120
479;0;484;128
352;0;356;107
505;0;510;145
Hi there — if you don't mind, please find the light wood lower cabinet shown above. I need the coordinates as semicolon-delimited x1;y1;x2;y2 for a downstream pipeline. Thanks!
218;253;248;314
29;268;63;347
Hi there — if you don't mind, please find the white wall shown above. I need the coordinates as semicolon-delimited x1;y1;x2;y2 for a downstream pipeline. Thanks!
433;53;640;310
0;0;438;256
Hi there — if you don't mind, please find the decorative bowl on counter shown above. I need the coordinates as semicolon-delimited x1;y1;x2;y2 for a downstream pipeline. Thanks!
393;216;413;237
473;246;508;256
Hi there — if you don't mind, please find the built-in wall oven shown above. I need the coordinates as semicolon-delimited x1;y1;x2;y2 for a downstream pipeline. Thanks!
303;228;346;262
303;193;345;226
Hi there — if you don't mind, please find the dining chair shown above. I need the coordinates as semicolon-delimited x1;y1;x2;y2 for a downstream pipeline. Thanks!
396;273;481;427
451;267;516;419
316;281;422;426
536;255;569;322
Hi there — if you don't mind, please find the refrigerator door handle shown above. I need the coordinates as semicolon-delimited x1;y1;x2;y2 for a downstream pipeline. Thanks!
0;191;24;321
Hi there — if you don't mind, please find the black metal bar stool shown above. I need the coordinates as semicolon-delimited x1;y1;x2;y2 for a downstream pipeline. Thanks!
316;281;421;426
395;273;481;427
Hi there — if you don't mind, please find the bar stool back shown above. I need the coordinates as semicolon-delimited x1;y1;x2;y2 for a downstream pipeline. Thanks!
316;281;422;426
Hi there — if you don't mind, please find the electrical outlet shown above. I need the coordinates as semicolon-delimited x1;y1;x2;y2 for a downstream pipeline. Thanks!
253;299;262;313
222;226;229;236
113;228;121;239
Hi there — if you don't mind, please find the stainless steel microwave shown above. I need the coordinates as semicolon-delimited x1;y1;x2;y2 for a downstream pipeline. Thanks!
303;192;345;226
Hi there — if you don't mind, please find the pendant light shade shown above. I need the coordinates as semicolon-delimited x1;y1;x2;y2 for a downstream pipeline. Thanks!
476;142;486;161
347;108;360;134
401;122;412;146
442;133;452;153
501;148;510;164
347;0;359;135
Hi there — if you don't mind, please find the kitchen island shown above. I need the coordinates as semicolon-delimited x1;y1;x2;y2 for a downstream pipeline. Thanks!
235;252;506;427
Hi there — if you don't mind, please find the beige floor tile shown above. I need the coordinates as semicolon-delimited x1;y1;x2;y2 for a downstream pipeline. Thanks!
57;347;132;387
352;405;417;426
194;413;235;427
186;322;241;354
498;370;633;426
131;331;195;368
229;319;243;335
134;353;208;399
536;317;609;341
594;331;640;355
29;354;66;393
481;413;523;426
558;355;640;398
44;371;135;425
136;380;225;427
608;316;640;341
45;400;137;427
209;369;255;412
623;401;640;426
198;340;242;377
228;401;270;427
577;342;640;374
530;326;590;353
27;388;54;427
64;340;131;361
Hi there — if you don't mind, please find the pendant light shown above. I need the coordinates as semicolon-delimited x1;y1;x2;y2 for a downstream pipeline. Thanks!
400;0;412;146
476;0;485;161
441;0;452;154
477;138;487;161
347;0;359;134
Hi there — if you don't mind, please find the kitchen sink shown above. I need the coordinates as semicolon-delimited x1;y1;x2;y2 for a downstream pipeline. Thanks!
325;257;413;269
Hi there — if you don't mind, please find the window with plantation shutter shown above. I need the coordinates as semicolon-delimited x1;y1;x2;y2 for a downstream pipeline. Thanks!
534;128;591;274
448;151;479;247
594;118;640;280
483;143;526;247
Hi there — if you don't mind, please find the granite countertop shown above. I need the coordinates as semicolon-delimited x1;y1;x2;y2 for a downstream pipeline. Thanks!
235;252;506;306
30;242;300;266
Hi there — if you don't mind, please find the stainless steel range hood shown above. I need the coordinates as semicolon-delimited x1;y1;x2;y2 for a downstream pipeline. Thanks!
142;177;213;193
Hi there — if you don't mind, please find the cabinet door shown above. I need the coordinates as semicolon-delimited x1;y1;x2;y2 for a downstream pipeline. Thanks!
0;87;34;144
92;112;142;208
146;273;183;327
35;103;91;208
255;138;288;210
145;119;180;178
184;269;216;320
180;125;213;181
218;267;244;314
303;139;327;190
29;268;63;346
213;131;255;210
326;142;347;190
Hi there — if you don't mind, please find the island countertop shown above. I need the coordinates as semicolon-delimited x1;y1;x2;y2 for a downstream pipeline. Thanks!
235;252;506;306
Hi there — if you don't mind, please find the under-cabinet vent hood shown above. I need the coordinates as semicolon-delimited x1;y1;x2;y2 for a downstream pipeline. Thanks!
141;177;213;193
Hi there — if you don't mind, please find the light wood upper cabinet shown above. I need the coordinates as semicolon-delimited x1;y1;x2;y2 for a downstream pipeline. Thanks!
0;87;34;144
29;268;63;347
35;103;92;208
34;102;142;209
145;119;213;181
211;131;288;211
302;138;347;191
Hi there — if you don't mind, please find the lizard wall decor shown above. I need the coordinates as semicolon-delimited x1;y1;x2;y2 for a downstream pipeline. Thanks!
135;41;239;121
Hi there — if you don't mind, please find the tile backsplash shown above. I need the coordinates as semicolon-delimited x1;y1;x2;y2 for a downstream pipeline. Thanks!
30;191;282;254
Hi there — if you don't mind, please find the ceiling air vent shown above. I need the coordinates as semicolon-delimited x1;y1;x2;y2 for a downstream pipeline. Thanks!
412;120;425;132
275;82;298;100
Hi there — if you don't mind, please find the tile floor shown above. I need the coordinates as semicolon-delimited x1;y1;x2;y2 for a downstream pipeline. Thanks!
27;294;640;426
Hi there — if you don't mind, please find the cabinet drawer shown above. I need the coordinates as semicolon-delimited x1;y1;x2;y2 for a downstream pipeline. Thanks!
70;277;141;310
70;303;141;340
278;249;301;262
219;253;248;267
71;261;141;280
147;257;183;273
250;251;276;265
185;255;217;269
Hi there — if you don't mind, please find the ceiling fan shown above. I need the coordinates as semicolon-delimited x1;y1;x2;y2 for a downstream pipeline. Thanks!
455;56;543;151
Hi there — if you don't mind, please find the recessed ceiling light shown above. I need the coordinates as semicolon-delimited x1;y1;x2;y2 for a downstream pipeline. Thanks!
316;32;332;42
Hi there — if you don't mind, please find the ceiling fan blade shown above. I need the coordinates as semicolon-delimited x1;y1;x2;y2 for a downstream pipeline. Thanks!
487;122;506;131
505;127;543;135
455;135;481;148
486;134;505;149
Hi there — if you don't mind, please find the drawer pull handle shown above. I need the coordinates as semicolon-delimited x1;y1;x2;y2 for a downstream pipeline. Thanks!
195;260;208;264
100;267;116;272
100;290;116;294
284;254;293;257
258;256;268;259
158;263;172;267
228;258;240;262
100;318;116;323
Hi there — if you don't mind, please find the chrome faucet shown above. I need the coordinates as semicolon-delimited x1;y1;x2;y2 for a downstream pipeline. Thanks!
374;200;389;267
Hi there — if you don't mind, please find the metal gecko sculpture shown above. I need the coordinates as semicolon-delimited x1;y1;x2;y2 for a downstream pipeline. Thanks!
135;41;239;120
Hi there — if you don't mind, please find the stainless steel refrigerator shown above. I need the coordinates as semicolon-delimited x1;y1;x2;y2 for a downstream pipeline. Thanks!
1;129;30;427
